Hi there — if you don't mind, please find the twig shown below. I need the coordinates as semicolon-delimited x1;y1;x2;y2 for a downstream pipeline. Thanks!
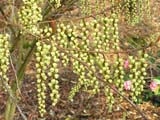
9;55;22;96
0;6;15;35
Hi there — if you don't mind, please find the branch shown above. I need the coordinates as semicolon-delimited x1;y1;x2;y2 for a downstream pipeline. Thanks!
0;6;16;35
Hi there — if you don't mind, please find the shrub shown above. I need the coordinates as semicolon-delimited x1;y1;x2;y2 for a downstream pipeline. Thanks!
0;0;158;119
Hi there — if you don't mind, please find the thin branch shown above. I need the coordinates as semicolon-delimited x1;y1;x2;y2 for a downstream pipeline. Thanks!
0;6;15;35
9;55;21;95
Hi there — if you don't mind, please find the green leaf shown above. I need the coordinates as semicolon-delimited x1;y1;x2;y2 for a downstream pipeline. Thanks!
154;87;160;95
153;76;160;84
23;42;31;49
149;57;156;63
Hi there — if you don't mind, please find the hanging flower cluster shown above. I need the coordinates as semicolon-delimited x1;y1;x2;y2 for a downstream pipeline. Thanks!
56;23;71;67
92;13;120;53
92;19;103;50
144;0;151;19
35;40;50;117
80;0;107;16
2;0;153;118
124;0;151;25
69;20;100;100
124;0;139;25
113;57;125;97
110;0;122;17
68;22;88;100
31;14;150;116
48;35;60;106
49;0;61;8
92;17;112;52
35;27;60;117
18;0;42;35
78;20;99;95
0;34;10;91
97;58;115;111
105;86;115;111
80;0;91;15
100;17;110;51
110;13;120;50
90;14;121;110
128;52;148;102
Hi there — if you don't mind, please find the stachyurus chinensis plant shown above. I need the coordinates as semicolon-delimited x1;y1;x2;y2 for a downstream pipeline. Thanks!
0;0;156;119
